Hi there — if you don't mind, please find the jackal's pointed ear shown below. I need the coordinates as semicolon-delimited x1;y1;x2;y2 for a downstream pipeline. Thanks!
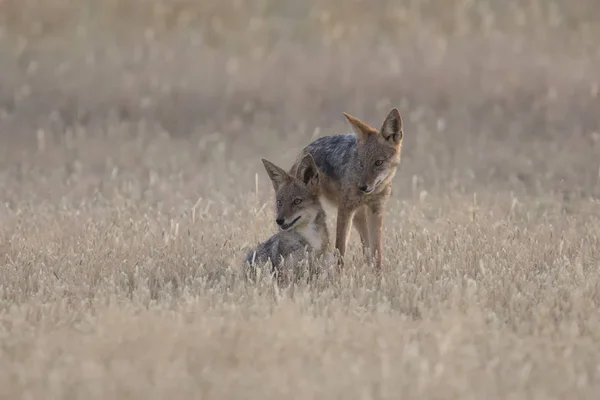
296;153;319;189
262;158;288;190
379;108;403;145
344;112;375;143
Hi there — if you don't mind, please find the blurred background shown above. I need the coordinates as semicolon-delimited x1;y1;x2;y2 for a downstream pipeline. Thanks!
0;0;599;202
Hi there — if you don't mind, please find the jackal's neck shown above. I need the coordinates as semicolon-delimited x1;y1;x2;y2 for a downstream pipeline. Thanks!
296;208;329;253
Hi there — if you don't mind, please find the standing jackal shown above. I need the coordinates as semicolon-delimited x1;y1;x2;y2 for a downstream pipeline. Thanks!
246;154;331;280
289;108;404;270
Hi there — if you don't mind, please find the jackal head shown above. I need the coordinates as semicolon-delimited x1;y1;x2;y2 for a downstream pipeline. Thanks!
261;154;321;231
343;108;404;194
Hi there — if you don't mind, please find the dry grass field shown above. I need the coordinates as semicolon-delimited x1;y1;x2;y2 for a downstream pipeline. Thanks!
1;1;600;398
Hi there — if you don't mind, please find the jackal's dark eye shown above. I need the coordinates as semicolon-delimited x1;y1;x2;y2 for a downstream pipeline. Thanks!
358;161;364;169
374;160;384;166
293;198;302;206
277;200;282;207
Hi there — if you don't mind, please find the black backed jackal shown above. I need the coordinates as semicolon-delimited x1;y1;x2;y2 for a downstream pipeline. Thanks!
289;108;404;270
246;154;331;281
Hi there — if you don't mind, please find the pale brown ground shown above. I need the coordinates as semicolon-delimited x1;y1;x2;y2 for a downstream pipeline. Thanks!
1;1;600;399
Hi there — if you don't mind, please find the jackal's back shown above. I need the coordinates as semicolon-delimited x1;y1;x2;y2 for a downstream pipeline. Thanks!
302;134;356;182
245;231;306;268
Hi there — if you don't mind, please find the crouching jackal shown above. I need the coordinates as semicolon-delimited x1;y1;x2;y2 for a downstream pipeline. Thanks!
246;154;331;281
289;108;404;270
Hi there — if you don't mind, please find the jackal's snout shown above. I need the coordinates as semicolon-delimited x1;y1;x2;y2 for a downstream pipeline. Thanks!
358;183;374;194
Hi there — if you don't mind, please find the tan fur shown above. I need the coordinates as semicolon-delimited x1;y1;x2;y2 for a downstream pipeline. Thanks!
289;108;404;270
